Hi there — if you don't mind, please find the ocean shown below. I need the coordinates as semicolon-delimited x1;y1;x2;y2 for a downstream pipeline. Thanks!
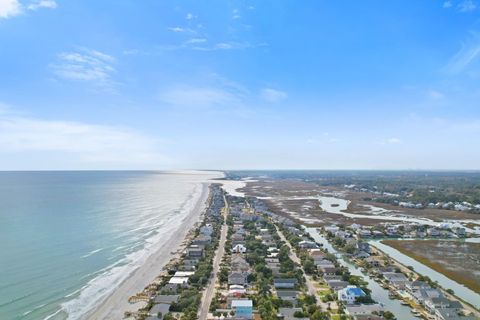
0;171;221;320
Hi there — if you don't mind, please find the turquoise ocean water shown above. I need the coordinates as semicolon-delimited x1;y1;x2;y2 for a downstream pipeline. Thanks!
0;171;218;320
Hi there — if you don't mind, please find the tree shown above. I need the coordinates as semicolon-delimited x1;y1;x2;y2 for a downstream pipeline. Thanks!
293;310;305;318
303;259;316;274
383;311;396;320
310;310;329;320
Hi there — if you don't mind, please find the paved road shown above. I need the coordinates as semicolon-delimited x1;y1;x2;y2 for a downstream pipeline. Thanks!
198;194;229;320
275;225;331;310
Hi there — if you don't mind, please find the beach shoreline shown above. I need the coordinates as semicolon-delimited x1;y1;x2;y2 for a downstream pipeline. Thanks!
84;181;213;320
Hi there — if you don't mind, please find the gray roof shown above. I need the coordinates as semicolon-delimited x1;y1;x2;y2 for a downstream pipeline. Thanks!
274;278;297;284
149;303;170;318
276;290;298;298
278;308;308;320
153;295;179;304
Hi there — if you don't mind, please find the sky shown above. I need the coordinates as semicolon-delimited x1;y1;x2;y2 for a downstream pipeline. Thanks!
0;0;479;170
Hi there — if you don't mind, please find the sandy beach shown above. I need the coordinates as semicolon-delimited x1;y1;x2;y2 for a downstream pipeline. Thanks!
85;181;212;320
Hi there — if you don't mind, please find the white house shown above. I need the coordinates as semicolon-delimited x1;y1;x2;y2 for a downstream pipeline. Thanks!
232;244;247;253
337;285;366;304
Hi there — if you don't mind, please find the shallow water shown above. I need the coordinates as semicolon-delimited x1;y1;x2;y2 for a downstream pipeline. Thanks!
0;171;220;320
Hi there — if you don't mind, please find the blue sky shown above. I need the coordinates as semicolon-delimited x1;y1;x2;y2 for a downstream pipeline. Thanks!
0;0;479;170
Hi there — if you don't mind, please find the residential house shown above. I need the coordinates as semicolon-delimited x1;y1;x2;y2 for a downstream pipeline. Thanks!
425;297;462;314
357;241;371;254
358;229;372;238
231;299;253;319
200;224;214;236
434;308;475;320
383;272;409;289
344;304;384;317
365;256;382;267
228;284;246;297
355;251;370;259
186;246;204;258
326;279;350;291
274;278;297;289
168;276;189;288
406;280;431;294
298;240;318;249
325;225;340;234
427;228;440;237
338;286;366;304
231;254;250;273
411;288;442;305
276;290;299;303
228;271;248;286
232;244;247;254
277;308;308;320
192;235;212;246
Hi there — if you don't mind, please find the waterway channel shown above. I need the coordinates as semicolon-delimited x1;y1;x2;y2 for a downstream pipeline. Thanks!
306;227;422;320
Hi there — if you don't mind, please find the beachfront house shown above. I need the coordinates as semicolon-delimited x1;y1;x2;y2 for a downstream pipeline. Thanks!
338;285;366;304
168;276;189;288
231;299;253;319
186;246;204;258
192;234;211;246
200;224;214;236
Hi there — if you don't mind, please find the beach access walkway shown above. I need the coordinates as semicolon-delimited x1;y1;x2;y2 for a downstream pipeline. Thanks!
198;193;229;320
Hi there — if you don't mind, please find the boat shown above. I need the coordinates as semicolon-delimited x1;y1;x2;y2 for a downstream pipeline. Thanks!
411;310;422;317
388;292;397;299
400;300;410;305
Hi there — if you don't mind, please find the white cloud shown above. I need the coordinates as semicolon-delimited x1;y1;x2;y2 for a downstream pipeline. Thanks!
443;1;453;8
51;48;117;91
232;8;241;19
167;26;196;34
260;88;287;103
0;109;167;168
185;38;207;44
458;0;477;11
0;0;21;19
159;86;242;109
387;138;402;144
444;32;480;73
28;0;57;10
427;89;445;100
186;12;195;20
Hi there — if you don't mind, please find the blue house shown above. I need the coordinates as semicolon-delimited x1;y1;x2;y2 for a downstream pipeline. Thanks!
232;299;253;319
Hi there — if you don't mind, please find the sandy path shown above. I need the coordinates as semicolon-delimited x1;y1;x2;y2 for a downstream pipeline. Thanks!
85;182;212;320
